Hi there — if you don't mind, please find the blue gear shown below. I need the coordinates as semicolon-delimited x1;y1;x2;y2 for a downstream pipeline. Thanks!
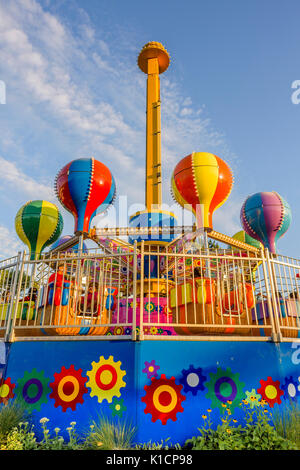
180;365;206;396
282;376;300;402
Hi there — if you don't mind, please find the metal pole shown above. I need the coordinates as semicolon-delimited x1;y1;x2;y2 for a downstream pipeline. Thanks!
5;251;25;342
139;240;145;340
132;240;137;341
264;248;282;342
75;234;84;287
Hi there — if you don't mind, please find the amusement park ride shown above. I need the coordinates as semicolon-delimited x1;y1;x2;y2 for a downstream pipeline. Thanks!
1;43;300;445
0;42;298;342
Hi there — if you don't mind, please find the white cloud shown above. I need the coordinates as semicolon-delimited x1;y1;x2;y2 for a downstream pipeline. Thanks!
0;156;54;201
0;225;23;260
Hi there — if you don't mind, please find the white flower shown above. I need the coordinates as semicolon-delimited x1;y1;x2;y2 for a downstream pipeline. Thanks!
39;417;49;424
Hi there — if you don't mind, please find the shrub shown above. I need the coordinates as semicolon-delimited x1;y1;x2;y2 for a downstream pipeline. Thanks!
2;422;38;450
184;401;297;450
184;408;245;450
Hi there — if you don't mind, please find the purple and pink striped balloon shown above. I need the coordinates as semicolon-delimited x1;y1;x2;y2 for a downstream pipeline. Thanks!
240;191;291;254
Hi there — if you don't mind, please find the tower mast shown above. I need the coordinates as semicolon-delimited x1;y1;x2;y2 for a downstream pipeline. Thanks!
138;42;170;210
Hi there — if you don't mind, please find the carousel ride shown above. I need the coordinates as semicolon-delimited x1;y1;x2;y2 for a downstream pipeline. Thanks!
2;42;296;340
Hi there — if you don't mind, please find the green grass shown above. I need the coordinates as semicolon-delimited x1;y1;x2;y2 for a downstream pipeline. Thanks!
272;400;300;449
0;401;28;440
85;414;137;450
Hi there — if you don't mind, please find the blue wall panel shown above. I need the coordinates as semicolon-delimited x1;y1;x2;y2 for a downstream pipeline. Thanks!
136;341;300;444
3;340;138;439
2;339;300;445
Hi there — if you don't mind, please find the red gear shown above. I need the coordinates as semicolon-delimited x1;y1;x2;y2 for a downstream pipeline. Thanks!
141;374;185;425
0;377;15;404
257;376;284;408
49;365;88;412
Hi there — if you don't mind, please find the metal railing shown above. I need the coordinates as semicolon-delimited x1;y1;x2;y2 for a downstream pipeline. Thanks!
0;242;299;342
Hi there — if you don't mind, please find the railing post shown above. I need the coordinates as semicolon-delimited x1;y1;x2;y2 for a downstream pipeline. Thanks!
264;248;282;342
139;240;145;340
131;240;138;341
5;251;25;343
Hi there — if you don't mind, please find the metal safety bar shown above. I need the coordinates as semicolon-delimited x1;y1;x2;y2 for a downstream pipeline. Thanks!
0;242;299;342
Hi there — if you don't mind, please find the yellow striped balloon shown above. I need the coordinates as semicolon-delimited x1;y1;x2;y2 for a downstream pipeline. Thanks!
15;200;64;260
171;152;233;229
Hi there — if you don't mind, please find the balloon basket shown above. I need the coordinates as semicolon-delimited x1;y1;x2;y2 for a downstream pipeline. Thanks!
135;279;175;297
171;303;251;336
251;300;300;338
169;278;252;336
37;305;109;336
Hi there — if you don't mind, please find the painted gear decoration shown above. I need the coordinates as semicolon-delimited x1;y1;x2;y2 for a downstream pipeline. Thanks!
257;376;284;408
205;367;245;413
245;388;261;408
49;364;88;412
142;360;160;379
141;374;186;425
113;326;124;336
86;355;126;403
15;368;50;412
145;302;156;313
0;377;15;404
179;365;206;396
281;376;300;402
109;397;127;417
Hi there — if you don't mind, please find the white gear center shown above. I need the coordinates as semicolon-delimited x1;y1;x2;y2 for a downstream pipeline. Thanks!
187;373;200;388
288;383;296;397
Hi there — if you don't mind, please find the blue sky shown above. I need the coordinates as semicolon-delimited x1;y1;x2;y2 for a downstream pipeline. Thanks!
0;0;299;258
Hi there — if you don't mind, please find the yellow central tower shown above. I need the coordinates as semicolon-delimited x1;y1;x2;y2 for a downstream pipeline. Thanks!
129;42;176;246
138;42;170;209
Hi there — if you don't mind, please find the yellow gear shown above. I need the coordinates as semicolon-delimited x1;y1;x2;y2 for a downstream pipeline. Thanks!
86;355;126;403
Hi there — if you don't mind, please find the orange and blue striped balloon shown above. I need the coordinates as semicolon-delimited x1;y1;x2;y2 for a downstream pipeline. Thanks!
171;152;233;229
55;158;116;235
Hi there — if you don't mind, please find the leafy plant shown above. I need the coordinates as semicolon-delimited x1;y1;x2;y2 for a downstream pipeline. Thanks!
184;408;244;450
2;422;38;450
239;402;296;450
184;401;297;450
